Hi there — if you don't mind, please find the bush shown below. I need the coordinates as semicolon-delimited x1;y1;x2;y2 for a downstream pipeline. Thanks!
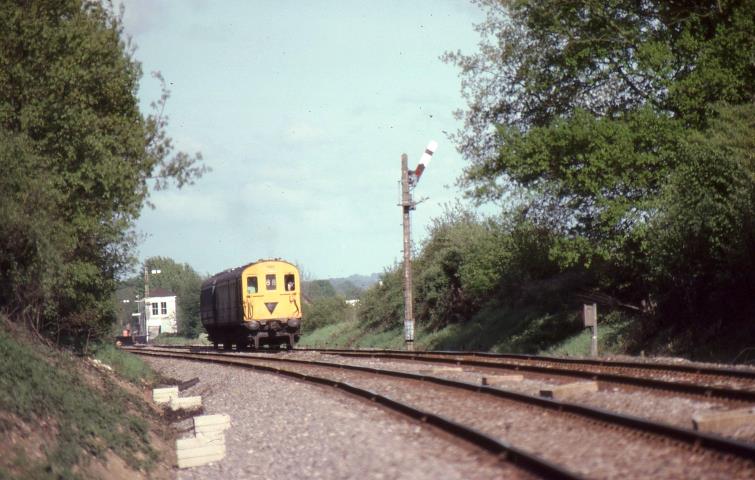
303;297;352;333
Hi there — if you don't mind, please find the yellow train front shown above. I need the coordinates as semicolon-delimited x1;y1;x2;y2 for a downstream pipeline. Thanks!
200;259;302;349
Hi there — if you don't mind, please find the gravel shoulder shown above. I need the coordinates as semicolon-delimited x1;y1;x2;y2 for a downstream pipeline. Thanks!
143;356;532;480
221;354;755;479
288;352;755;442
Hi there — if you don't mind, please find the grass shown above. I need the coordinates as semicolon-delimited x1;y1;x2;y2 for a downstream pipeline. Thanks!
543;319;632;356
92;343;157;384
299;302;636;356
0;324;158;479
298;321;361;347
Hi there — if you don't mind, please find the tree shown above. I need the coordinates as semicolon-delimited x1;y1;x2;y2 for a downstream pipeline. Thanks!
445;0;755;332
444;0;754;166
304;280;338;300
0;1;207;345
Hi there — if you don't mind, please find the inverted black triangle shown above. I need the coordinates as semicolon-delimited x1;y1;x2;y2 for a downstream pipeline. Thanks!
265;302;277;313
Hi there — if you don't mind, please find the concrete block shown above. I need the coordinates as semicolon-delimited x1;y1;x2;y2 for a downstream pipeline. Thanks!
194;414;231;428
152;386;178;404
176;435;225;468
692;407;755;433
481;374;524;386
194;414;231;437
169;396;202;411
539;381;599;400
420;366;463;374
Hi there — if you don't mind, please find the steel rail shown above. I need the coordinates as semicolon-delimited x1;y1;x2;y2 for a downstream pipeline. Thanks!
301;349;755;403
127;348;582;480
298;347;755;380
130;346;755;462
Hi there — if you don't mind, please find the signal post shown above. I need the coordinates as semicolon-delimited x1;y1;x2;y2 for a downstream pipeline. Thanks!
400;141;437;351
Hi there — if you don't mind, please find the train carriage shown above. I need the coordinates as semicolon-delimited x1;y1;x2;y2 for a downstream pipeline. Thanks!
200;259;302;349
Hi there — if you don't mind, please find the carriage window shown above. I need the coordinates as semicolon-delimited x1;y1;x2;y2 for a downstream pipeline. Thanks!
247;276;258;294
284;274;296;291
265;274;277;290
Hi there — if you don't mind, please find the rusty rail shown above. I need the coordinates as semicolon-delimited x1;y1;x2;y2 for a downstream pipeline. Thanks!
298;349;755;403
130;346;755;462
298;347;755;380
127;347;582;480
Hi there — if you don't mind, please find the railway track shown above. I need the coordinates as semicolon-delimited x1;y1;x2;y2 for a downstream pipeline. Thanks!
151;344;755;403
128;346;755;478
130;346;580;479
299;347;755;404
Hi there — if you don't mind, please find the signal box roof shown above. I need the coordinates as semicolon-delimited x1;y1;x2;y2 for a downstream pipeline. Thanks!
148;288;176;298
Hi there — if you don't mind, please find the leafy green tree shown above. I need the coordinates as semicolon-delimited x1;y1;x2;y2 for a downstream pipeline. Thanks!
445;0;755;334
357;267;404;329
444;0;754;164
0;1;207;345
304;280;338;300
644;103;755;327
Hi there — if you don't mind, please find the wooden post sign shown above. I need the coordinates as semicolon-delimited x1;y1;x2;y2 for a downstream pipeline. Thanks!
583;304;597;327
583;303;598;357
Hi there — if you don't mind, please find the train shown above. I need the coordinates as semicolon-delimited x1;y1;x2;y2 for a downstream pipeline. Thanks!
200;259;302;349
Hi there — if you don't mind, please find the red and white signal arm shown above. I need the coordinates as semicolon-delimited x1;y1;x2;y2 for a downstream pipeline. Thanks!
409;140;438;187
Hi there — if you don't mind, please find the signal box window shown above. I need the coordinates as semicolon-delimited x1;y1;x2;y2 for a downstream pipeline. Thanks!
247;276;258;294
265;274;277;290
151;303;158;315
161;302;167;315
284;274;296;291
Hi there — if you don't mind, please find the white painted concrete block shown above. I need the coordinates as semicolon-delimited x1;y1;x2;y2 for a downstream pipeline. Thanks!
481;374;524;386
152;386;179;404
169;395;202;411
539;381;599;400
692;407;755;433
420;366;464;374
194;414;231;438
176;435;225;469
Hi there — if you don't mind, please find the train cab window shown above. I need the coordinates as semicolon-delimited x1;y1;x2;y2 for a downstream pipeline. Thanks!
284;274;296;291
247;276;258;294
265;274;277;290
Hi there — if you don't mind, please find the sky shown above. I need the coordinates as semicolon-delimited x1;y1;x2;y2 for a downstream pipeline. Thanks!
120;0;485;279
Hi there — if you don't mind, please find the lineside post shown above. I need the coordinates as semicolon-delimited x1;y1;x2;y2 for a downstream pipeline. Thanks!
583;303;598;357
401;153;415;351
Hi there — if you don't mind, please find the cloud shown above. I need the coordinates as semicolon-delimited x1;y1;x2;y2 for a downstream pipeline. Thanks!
148;190;230;224
284;122;326;144
118;0;167;36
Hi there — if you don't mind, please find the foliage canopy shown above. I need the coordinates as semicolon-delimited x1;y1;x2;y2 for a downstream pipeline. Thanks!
442;0;755;331
0;1;207;344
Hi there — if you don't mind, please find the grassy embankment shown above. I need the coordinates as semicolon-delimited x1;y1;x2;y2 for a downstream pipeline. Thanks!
0;319;170;479
300;304;634;356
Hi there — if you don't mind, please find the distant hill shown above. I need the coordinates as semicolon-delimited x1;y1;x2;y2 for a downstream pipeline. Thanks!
332;273;380;291
303;273;380;300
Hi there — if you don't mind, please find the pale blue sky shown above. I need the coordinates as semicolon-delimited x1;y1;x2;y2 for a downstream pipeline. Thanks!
121;0;484;278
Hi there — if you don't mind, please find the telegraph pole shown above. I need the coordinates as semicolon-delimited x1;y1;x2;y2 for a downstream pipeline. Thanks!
401;153;415;351
399;141;437;351
142;265;161;342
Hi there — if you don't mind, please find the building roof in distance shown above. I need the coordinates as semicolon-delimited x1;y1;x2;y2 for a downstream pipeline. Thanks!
148;288;176;298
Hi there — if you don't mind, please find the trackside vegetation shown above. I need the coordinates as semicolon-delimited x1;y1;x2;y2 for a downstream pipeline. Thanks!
304;1;755;360
0;0;206;346
0;322;162;478
0;2;203;477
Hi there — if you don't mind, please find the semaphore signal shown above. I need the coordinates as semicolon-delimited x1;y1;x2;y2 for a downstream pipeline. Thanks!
408;140;438;188
399;140;438;351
